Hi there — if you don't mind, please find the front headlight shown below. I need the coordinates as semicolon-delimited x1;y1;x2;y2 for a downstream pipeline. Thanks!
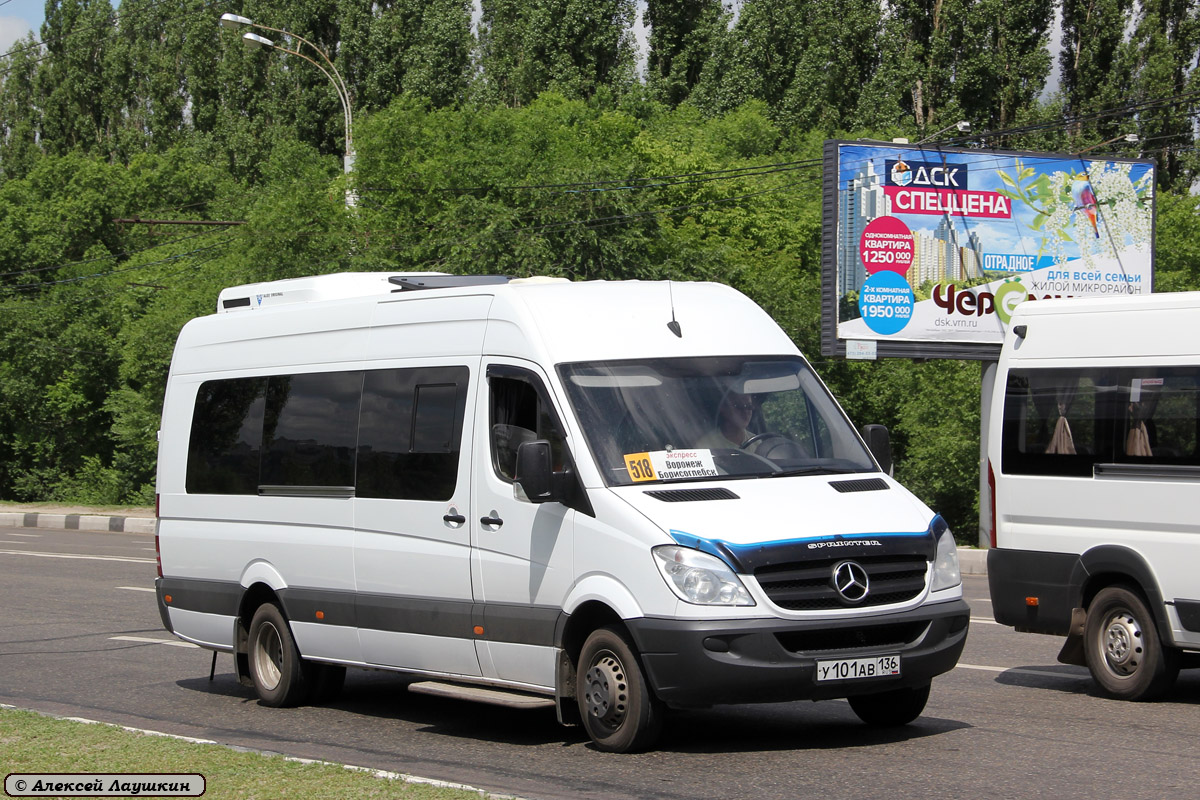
652;545;755;606
930;517;961;592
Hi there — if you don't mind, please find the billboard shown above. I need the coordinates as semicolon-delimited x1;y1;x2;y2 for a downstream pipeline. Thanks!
820;140;1156;360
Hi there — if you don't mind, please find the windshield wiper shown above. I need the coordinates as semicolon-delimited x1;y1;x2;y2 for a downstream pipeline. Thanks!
769;466;863;478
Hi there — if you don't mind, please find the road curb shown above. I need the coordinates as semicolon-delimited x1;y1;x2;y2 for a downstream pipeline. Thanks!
0;512;155;535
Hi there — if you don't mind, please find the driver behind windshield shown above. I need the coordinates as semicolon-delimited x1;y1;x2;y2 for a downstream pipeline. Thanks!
696;390;758;449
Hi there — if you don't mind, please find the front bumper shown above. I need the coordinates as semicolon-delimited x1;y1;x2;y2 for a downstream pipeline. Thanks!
626;599;970;707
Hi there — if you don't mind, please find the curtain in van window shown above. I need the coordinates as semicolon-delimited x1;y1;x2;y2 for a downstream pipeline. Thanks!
1029;373;1080;455
1003;367;1200;476
1125;381;1161;458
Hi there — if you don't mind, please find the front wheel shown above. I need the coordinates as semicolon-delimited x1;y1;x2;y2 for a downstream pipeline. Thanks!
1084;586;1179;701
847;683;930;726
576;626;664;753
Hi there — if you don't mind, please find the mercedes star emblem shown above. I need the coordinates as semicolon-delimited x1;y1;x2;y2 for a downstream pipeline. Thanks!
831;560;870;604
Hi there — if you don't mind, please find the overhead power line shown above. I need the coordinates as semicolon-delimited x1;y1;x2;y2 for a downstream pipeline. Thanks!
113;217;247;227
0;227;230;281
441;157;824;195
0;236;235;297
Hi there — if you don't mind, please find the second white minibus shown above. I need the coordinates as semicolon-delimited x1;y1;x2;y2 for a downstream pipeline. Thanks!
987;292;1200;700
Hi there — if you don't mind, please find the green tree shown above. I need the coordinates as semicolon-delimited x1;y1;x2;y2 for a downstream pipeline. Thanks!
778;0;885;131
475;0;638;106
1111;0;1200;188
958;0;1054;129
341;0;472;111
856;0;973;134
0;34;43;181
37;0;120;156
689;0;809;119
688;0;884;132
645;0;723;107
102;0;230;155
1060;0;1135;119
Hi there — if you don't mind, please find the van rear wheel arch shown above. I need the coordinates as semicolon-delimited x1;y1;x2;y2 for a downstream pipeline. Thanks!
236;583;282;649
1076;545;1172;643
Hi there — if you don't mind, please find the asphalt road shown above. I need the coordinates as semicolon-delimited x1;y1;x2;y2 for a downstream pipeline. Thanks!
1;528;1197;800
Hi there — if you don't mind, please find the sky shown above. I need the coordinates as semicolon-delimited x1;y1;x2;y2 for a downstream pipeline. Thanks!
0;0;42;53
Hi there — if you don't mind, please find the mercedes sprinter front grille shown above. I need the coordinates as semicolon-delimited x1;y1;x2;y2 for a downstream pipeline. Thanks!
753;555;928;610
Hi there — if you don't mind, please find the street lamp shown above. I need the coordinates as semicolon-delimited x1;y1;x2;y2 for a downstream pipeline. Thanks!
219;13;355;204
914;120;971;146
1074;133;1139;155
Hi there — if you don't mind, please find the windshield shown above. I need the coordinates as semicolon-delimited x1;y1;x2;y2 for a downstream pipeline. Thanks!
558;356;877;486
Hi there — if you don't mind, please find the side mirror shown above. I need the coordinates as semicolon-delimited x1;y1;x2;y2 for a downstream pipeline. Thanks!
514;440;556;503
860;424;893;475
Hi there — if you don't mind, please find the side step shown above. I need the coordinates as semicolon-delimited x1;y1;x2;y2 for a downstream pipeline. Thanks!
408;681;556;710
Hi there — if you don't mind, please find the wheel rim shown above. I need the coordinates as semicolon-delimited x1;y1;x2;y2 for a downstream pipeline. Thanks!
253;621;284;691
583;650;628;732
1099;608;1144;677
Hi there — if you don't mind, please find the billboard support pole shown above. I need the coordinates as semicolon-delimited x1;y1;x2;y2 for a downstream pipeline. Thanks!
978;360;997;549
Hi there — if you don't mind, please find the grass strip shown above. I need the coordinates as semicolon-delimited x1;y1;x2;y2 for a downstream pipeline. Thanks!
0;707;509;799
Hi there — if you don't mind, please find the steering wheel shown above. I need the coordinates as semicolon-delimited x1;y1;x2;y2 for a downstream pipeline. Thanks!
740;431;787;449
740;432;805;459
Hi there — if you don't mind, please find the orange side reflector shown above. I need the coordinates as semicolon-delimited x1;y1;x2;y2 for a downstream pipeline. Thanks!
1026;597;1039;607
315;611;325;620
473;626;484;635
163;595;172;603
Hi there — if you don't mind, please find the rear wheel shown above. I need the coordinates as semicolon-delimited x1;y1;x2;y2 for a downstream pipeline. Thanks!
576;626;664;753
247;602;311;707
848;683;930;726
1084;586;1179;701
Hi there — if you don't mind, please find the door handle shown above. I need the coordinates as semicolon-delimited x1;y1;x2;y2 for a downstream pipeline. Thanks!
480;515;504;527
443;513;466;525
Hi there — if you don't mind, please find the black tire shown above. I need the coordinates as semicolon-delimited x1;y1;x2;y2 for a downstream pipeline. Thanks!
1084;586;1179;701
247;602;311;707
576;626;664;753
847;683;930;727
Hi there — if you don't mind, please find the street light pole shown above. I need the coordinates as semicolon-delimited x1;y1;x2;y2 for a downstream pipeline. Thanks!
219;13;355;204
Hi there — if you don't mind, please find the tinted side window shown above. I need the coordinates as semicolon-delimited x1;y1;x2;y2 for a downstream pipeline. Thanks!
260;372;363;488
357;367;469;501
1138;372;1200;461
187;377;267;494
1002;366;1200;476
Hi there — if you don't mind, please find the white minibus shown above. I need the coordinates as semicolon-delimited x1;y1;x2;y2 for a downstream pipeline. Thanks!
987;292;1200;700
155;273;968;751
